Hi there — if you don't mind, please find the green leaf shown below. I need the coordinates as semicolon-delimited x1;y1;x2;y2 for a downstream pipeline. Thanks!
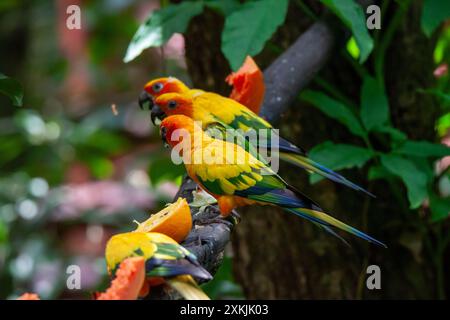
190;189;218;208
221;0;288;70
429;193;450;222
0;73;23;106
301;90;366;138
0;219;8;244
368;165;393;181
380;154;428;209
372;125;407;143
205;0;240;16
419;89;450;107
149;156;186;186
346;36;360;60
309;142;374;183
124;2;204;63
360;75;389;131
437;113;450;137
421;0;450;37
320;0;373;63
394;140;450;158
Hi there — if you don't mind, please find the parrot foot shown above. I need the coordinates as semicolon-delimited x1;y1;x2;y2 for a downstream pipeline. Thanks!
195;210;240;227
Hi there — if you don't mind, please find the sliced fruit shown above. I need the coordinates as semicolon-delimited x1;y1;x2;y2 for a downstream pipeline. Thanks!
226;55;265;115
17;293;40;300
134;197;192;243
97;257;145;300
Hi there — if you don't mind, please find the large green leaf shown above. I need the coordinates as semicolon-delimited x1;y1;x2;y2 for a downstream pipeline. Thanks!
380;154;428;209
309;141;374;183
0;73;23;106
221;0;288;70
205;0;240;16
124;2;204;63
301;90;366;138
394;140;450;158
360;75;389;131
321;0;373;63
421;0;450;37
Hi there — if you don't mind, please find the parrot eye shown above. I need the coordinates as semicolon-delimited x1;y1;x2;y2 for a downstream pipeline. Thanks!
168;100;178;110
152;83;163;93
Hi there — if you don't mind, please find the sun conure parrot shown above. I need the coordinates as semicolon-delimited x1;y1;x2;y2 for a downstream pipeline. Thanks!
158;114;386;247
105;231;212;300
139;77;374;197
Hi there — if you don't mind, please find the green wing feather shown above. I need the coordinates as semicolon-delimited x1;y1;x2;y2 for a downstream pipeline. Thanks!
194;157;385;246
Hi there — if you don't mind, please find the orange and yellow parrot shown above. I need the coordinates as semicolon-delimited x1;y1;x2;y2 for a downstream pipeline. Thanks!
139;78;373;197
105;232;211;300
158;114;385;247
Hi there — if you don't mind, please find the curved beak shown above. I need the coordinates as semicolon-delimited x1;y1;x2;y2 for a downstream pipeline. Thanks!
160;126;169;148
150;104;166;126
138;91;153;110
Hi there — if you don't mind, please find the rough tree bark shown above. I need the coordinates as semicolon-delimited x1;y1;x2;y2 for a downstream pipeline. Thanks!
183;1;444;299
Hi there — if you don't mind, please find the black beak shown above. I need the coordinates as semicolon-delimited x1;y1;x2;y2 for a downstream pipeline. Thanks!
138;91;153;110
150;105;166;126
160;126;169;148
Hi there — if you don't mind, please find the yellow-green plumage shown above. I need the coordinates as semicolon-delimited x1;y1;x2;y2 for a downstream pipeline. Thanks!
172;90;374;197
162;115;385;247
105;232;212;300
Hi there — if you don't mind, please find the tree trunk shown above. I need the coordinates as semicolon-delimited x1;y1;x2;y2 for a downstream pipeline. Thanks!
184;2;444;299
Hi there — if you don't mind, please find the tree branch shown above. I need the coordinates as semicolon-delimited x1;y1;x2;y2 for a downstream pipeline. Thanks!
260;21;335;123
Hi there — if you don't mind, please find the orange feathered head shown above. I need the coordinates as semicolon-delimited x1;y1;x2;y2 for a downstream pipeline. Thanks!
151;93;194;125
160;115;201;149
139;77;190;111
144;77;190;97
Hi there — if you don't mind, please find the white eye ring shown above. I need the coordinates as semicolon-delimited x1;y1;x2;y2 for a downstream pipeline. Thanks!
152;83;163;92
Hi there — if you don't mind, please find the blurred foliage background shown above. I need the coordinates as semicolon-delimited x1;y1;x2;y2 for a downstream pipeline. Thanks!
0;0;449;299
0;0;241;299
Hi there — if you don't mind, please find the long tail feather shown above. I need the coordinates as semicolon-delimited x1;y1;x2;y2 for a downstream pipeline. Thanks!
280;152;375;197
167;276;210;300
313;222;350;247
285;207;386;248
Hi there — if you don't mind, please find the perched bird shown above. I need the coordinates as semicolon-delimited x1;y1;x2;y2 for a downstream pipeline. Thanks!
105;231;212;300
159;114;385;247
140;77;373;197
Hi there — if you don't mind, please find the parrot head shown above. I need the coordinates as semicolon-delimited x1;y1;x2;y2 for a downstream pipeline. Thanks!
139;77;190;111
160;114;201;149
152;93;194;125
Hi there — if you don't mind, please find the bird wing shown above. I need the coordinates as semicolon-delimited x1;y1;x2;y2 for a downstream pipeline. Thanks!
105;232;158;274
146;242;212;280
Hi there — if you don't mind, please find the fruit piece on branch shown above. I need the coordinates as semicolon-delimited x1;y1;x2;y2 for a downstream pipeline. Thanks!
96;257;146;300
134;197;192;243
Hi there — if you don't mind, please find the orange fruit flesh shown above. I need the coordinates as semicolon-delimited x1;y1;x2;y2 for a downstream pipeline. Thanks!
17;293;40;300
97;257;145;300
134;197;192;243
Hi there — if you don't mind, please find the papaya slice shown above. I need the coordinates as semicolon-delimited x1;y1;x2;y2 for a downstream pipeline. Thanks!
96;257;145;300
17;293;40;300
